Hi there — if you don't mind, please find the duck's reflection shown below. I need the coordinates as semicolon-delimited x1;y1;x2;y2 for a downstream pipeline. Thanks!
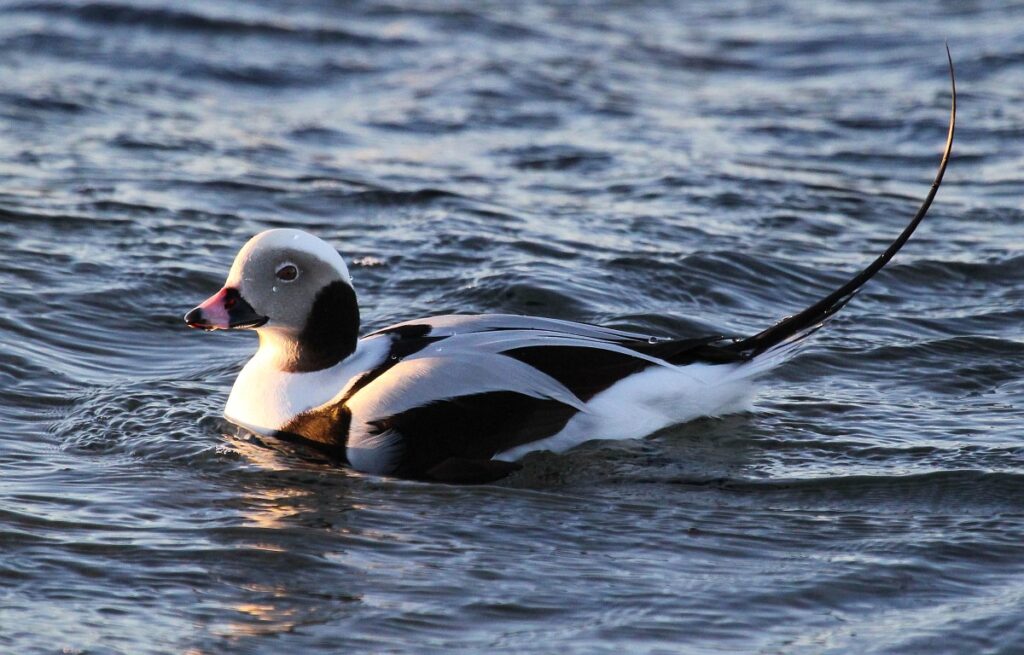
204;429;366;642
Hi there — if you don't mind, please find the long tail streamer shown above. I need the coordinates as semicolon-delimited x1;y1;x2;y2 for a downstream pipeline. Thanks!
729;46;957;359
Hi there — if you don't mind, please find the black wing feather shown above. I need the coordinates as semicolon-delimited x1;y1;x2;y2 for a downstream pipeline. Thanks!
371;391;578;480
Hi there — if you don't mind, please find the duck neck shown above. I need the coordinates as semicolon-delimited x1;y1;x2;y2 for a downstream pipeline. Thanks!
258;281;361;373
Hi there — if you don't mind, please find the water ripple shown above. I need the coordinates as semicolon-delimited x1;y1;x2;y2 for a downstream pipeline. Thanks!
2;1;1023;653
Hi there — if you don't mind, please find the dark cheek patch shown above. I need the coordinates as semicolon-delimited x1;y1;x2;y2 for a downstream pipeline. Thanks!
285;281;360;373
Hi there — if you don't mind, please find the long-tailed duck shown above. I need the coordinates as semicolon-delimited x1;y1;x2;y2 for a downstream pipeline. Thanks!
185;55;955;483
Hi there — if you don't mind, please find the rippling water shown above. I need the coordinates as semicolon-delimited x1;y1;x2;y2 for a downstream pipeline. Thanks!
2;1;1024;653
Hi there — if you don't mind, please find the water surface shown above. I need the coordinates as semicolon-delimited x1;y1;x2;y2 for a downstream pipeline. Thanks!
2;1;1024;653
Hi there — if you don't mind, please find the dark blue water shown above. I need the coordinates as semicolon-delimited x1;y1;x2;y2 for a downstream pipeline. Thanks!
2;1;1023;653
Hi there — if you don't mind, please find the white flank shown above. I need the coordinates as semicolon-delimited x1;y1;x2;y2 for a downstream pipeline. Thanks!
494;360;764;462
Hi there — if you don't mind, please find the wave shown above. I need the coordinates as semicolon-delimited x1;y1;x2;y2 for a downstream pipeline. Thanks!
9;1;414;46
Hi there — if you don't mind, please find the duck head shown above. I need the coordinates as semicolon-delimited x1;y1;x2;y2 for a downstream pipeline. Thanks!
185;228;360;372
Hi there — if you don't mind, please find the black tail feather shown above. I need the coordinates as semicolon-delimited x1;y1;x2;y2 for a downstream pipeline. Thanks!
729;47;956;359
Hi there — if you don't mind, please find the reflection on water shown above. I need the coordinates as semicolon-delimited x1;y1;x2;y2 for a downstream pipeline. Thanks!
221;596;300;638
238;487;308;533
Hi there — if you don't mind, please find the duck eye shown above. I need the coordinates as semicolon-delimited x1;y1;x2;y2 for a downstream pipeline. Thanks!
275;264;299;281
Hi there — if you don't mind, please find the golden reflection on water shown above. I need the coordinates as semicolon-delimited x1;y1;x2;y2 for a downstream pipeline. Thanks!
224;601;298;637
239;486;307;531
208;432;400;641
214;585;303;639
219;483;318;638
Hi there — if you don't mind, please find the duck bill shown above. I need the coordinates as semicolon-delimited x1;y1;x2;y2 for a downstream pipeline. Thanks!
184;287;267;331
